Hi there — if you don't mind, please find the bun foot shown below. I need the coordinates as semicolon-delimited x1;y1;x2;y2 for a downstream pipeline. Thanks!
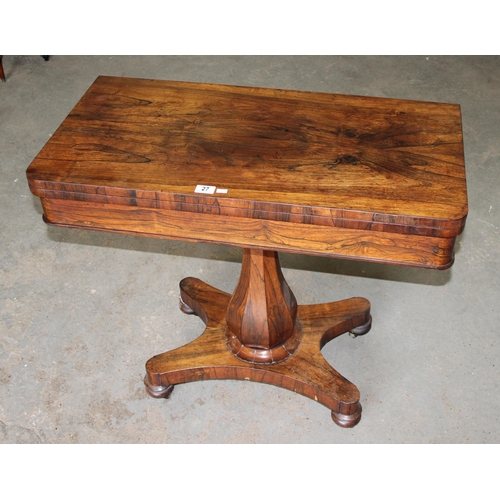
331;404;362;428
144;376;174;399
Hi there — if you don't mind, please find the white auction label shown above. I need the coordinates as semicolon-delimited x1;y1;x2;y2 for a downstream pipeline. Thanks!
194;185;216;194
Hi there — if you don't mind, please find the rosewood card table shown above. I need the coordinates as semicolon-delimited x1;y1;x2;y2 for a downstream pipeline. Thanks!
27;76;468;427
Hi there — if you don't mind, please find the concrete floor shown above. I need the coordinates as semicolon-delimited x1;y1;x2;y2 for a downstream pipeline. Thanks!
1;55;499;444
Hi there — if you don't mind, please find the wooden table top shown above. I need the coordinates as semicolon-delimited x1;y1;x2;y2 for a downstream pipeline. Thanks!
27;76;468;268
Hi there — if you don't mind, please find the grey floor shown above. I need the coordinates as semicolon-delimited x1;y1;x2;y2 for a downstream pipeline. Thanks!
1;55;499;444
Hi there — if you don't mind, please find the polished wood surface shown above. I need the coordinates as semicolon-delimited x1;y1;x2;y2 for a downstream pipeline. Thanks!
26;76;468;427
145;270;371;428
225;249;299;363
39;197;459;268
27;75;468;269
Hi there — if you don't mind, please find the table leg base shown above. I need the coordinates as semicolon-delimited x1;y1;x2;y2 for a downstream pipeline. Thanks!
145;277;371;428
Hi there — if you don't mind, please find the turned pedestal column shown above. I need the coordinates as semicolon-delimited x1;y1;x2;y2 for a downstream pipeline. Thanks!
225;249;301;364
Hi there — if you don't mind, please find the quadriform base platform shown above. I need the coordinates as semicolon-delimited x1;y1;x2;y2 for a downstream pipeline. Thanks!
27;76;468;427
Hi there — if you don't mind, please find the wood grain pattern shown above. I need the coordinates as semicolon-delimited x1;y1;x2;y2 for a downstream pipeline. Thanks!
225;249;300;363
27;75;468;270
26;77;469;427
145;275;372;428
40;197;458;269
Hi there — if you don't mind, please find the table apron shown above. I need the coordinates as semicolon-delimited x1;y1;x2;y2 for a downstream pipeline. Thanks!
40;198;456;269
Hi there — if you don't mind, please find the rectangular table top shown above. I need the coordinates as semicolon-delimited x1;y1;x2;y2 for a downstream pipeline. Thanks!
27;76;468;269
